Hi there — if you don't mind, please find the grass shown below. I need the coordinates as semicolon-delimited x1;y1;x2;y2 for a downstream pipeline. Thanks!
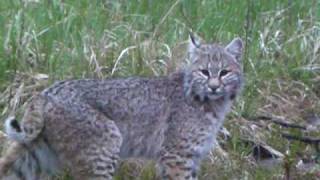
0;0;320;179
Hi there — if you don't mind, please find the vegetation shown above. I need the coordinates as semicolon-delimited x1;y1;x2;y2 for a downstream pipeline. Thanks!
0;0;319;179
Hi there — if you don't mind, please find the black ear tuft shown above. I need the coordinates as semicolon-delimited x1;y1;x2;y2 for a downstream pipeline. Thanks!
189;32;201;48
189;32;199;48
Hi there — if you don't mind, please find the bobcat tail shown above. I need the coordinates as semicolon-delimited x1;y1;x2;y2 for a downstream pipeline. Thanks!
0;117;60;179
5;114;44;144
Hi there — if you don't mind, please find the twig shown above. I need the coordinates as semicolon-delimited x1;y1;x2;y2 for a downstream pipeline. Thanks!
281;133;320;145
255;115;306;130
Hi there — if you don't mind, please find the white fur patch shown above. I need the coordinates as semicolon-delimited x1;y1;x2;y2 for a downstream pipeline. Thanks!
4;116;25;142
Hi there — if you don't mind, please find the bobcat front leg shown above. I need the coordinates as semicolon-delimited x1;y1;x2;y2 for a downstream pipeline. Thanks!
158;151;199;180
158;125;215;180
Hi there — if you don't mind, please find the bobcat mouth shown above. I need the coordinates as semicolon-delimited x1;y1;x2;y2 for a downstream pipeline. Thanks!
207;93;223;100
202;91;225;101
208;87;224;96
193;92;222;102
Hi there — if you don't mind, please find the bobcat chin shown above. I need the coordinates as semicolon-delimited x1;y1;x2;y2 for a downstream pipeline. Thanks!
0;34;243;180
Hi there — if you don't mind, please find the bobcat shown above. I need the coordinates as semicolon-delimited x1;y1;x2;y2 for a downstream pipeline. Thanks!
0;34;243;180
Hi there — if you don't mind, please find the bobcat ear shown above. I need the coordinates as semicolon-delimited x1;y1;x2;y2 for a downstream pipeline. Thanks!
188;32;201;53
225;38;243;62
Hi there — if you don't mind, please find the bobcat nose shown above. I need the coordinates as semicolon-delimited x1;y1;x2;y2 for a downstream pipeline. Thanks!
208;78;220;93
209;86;218;92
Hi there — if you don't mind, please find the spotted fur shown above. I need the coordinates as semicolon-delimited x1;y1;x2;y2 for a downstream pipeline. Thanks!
0;34;243;180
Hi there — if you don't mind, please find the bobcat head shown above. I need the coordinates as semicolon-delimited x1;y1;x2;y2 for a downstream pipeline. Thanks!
184;34;244;102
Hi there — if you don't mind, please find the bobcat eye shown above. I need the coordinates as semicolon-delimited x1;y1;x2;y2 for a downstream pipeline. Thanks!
199;69;210;77
219;69;230;77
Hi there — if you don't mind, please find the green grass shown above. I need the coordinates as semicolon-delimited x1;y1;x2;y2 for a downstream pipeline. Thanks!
0;0;320;179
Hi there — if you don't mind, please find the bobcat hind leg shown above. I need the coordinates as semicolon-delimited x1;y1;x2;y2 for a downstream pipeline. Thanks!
60;103;123;180
69;121;122;180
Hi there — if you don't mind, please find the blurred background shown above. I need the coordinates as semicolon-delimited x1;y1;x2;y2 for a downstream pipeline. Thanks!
0;0;319;179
